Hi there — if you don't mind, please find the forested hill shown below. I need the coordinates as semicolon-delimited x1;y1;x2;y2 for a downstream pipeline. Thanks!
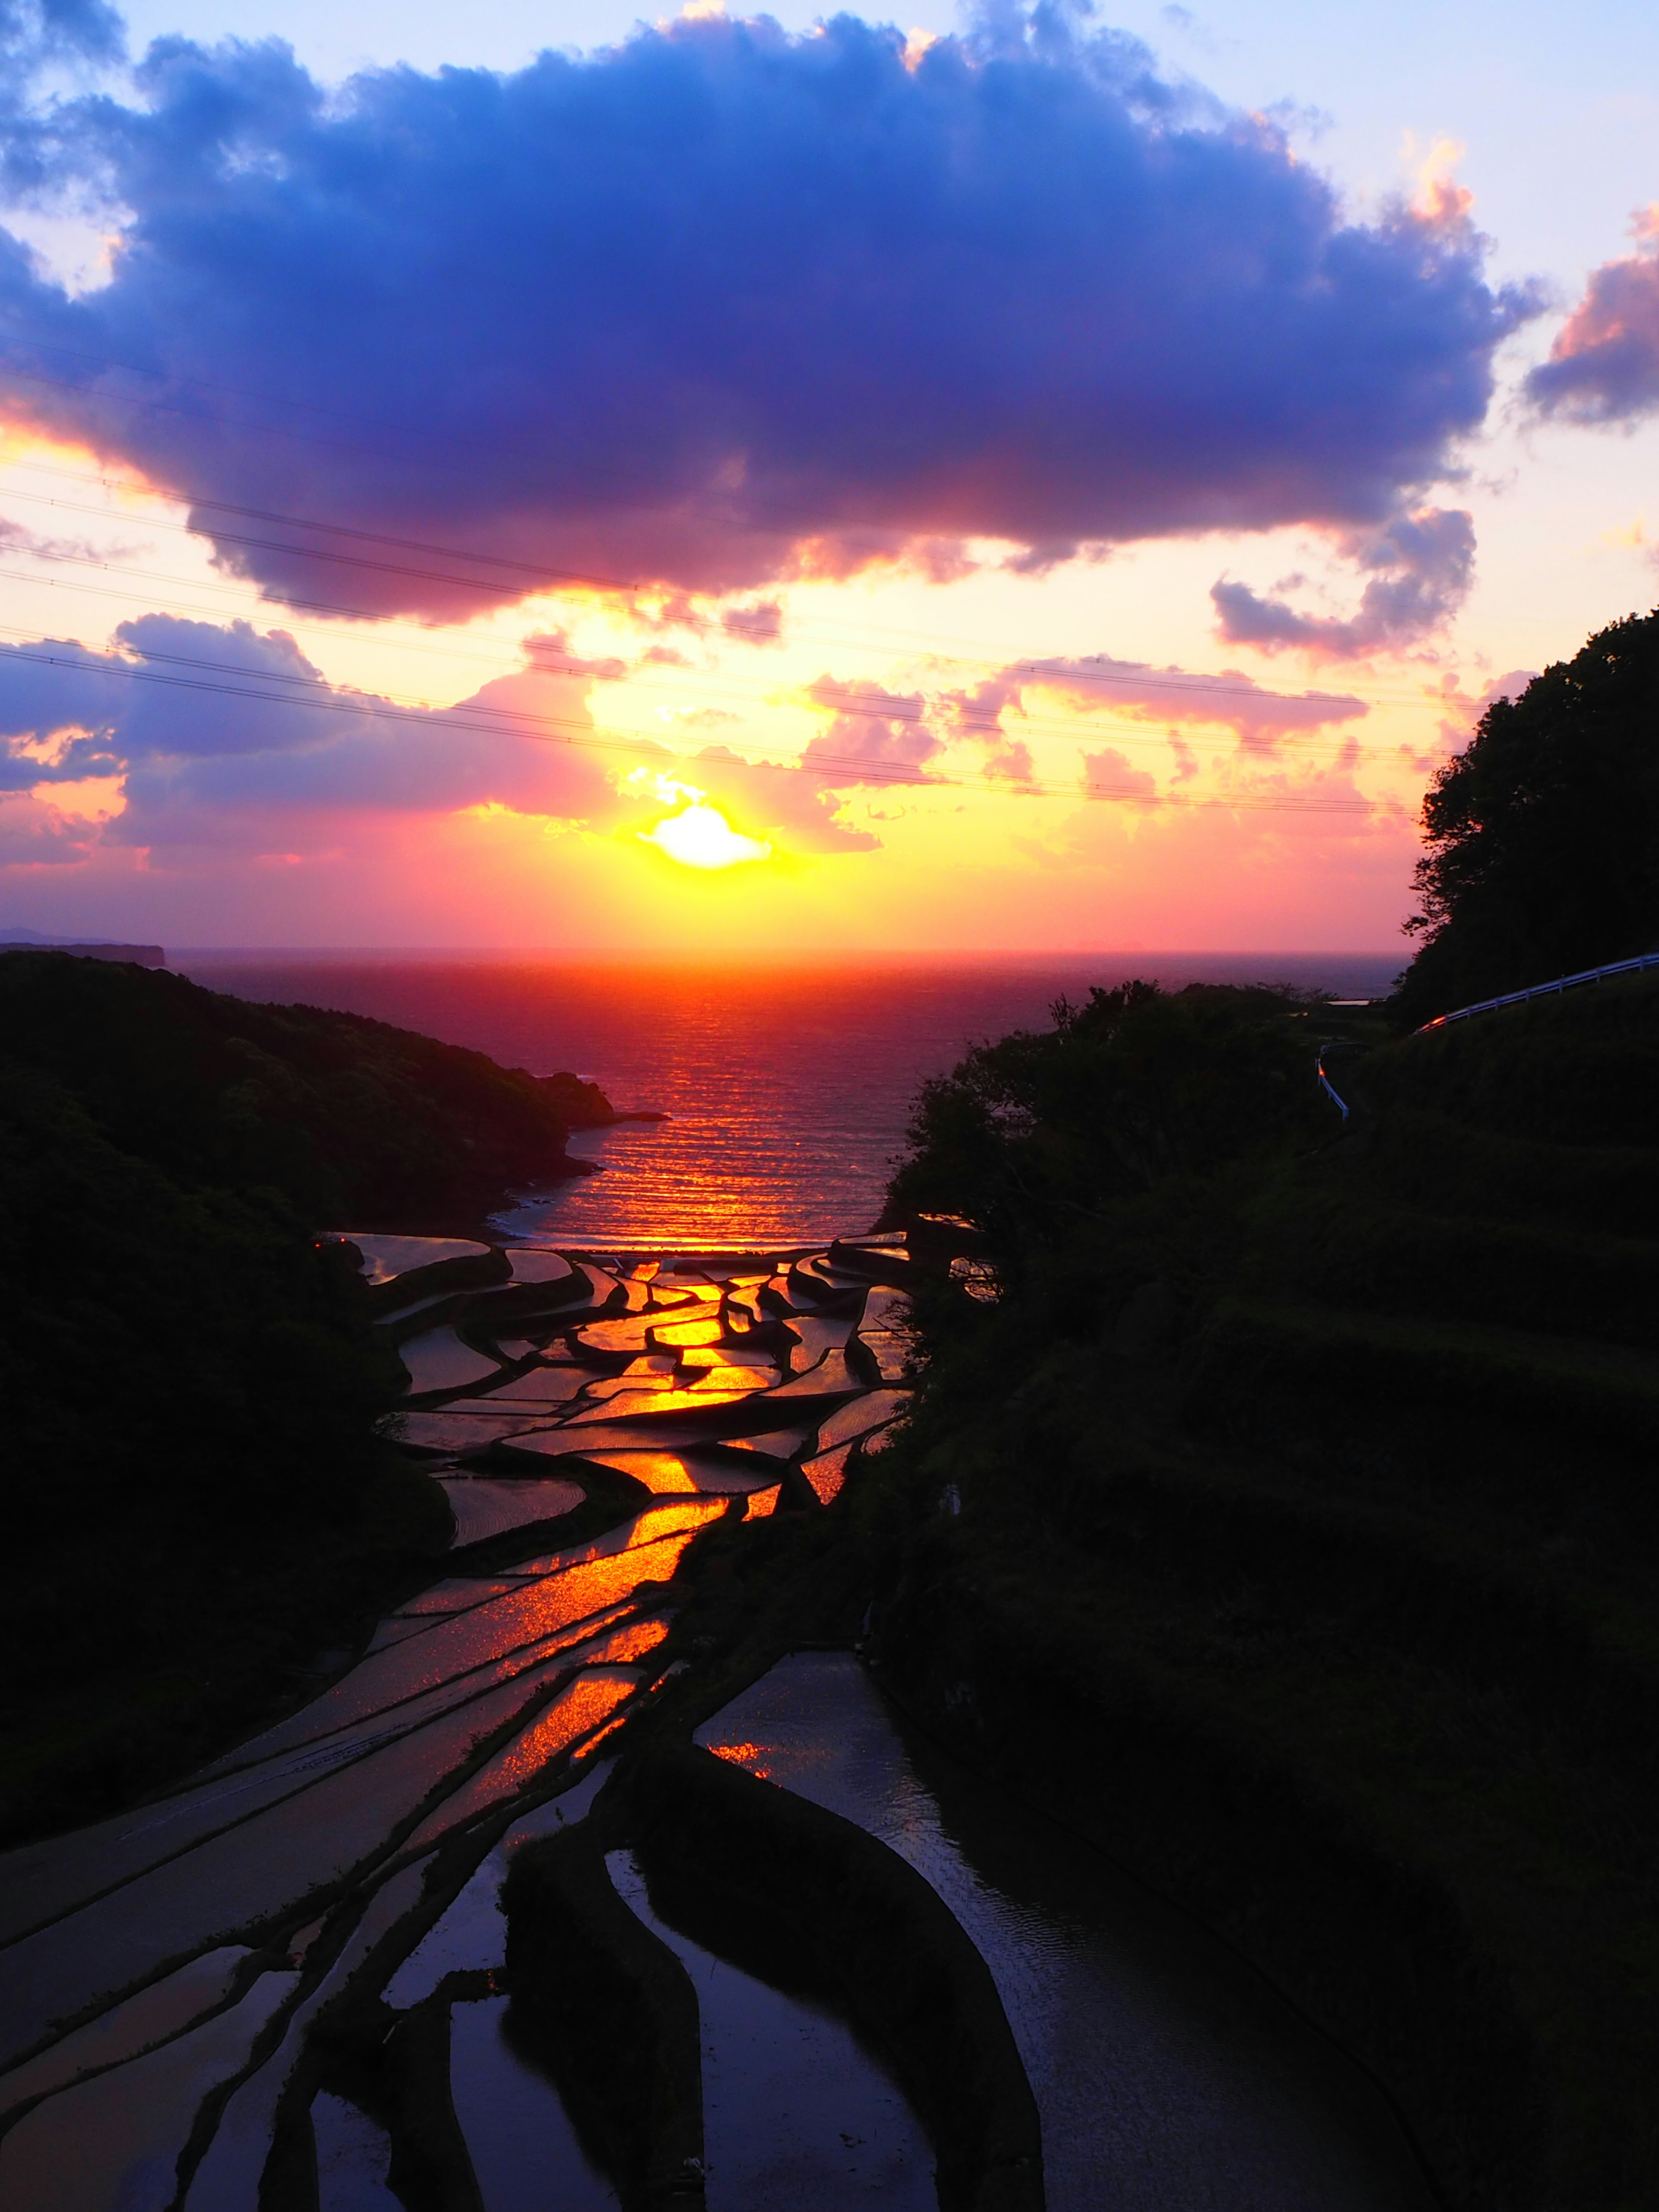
867;974;1659;2209
0;950;613;1229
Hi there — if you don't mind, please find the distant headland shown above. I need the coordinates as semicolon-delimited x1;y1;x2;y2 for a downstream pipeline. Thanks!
0;928;165;966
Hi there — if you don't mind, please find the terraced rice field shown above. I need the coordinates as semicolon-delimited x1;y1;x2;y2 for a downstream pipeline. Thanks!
0;1234;1424;2210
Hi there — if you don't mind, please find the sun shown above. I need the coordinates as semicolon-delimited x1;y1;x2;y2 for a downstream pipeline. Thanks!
637;791;772;870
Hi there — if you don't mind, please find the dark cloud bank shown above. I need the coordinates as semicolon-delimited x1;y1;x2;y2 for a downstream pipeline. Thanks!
0;2;1531;615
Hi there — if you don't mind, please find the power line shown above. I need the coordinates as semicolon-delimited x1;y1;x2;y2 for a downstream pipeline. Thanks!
1;447;1457;714
0;633;1389;812
0;551;1420;774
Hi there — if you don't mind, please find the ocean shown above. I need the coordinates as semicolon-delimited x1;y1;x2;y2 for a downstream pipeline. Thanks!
178;951;1402;1248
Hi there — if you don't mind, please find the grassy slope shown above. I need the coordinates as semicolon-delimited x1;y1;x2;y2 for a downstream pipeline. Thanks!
0;953;612;1846
858;976;1659;2211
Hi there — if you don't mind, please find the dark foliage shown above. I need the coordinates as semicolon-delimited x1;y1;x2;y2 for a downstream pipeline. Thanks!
887;982;1325;1282
1396;607;1659;1025
867;973;1659;2207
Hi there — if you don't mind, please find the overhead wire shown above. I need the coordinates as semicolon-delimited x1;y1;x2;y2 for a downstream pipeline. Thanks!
0;340;1456;814
1;631;1389;811
2;464;1417;706
2;419;1458;710
0;550;1421;774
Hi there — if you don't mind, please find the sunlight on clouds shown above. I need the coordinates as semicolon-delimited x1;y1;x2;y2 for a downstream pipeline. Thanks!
1404;133;1473;226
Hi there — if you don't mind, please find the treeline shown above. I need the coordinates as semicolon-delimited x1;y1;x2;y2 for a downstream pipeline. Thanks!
1397;604;1659;1026
0;953;608;1844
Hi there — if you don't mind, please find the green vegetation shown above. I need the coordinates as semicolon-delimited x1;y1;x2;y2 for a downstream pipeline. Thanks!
858;974;1659;2210
1396;605;1659;1026
0;951;609;1846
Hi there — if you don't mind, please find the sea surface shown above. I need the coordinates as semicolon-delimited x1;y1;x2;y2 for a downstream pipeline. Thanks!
179;951;1402;1248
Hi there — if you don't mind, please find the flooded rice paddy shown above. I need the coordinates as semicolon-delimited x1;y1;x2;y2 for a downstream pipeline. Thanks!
0;1232;1430;2210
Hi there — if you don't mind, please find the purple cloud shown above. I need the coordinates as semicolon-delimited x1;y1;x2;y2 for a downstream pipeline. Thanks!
0;614;623;848
1013;653;1368;744
720;600;784;646
801;677;941;785
0;7;1530;616
795;649;1368;792
1210;506;1475;659
1525;210;1659;426
0;612;889;857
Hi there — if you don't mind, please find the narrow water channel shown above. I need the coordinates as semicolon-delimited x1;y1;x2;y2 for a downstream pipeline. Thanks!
696;1653;1434;2212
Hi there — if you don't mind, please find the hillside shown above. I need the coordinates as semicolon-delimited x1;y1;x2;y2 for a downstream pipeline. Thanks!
0;950;612;1229
860;974;1659;2209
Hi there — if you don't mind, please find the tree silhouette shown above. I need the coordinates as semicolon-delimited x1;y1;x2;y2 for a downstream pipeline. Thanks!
1396;608;1659;1025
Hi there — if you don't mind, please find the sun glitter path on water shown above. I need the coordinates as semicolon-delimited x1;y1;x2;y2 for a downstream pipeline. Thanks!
632;772;772;869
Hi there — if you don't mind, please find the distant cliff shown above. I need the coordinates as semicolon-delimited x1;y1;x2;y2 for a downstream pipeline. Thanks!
0;949;612;1228
0;937;165;966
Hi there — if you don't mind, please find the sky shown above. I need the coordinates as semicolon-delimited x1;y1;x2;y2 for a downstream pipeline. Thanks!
0;0;1654;950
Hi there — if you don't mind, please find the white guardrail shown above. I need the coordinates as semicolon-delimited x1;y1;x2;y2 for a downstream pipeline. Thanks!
1316;949;1659;1122
1414;949;1659;1033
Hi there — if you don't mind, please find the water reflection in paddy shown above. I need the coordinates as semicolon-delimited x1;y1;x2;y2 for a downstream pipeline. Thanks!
311;2090;398;2212
451;1996;617;2212
697;1655;1433;2212
607;1850;935;2211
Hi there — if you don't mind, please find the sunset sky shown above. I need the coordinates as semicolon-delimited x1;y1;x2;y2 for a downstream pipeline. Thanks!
0;0;1655;950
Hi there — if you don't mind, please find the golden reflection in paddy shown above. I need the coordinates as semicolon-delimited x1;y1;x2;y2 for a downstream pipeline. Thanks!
487;1674;639;1789
511;1506;722;1620
566;1385;755;1423
597;1617;672;1665
744;1486;781;1519
708;1738;772;1779
800;1443;852;1505
580;1451;705;1494
573;1707;635;1763
650;1316;726;1348
680;1347;776;1379
412;1660;655;1841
